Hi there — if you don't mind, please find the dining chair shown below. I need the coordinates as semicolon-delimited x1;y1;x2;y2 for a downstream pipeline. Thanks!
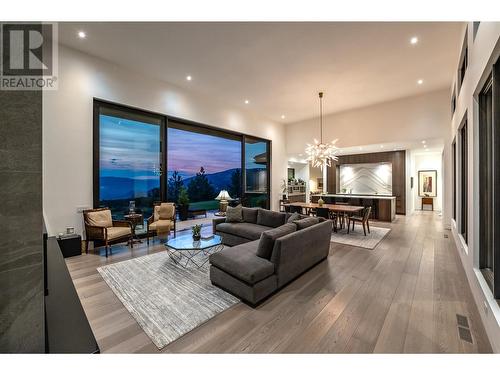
348;206;372;236
290;205;303;214
315;207;330;219
334;202;349;229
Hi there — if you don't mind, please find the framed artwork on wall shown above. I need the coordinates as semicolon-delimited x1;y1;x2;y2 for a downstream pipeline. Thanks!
418;170;437;197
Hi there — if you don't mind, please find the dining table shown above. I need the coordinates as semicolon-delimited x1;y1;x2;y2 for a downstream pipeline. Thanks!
283;202;365;231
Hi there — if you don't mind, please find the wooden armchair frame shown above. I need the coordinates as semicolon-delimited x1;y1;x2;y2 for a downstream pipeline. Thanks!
83;207;133;257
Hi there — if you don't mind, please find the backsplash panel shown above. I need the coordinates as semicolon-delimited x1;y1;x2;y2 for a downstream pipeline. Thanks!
339;162;392;195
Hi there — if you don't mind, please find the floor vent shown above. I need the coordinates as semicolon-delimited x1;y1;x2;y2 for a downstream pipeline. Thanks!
444;234;449;238
456;314;473;343
458;326;473;343
456;314;469;328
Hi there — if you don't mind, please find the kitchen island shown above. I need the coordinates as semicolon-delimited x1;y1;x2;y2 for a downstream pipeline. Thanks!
311;194;396;222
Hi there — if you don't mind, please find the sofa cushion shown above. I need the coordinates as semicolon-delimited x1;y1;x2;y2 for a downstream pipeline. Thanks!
286;212;301;223
209;240;275;284
242;207;259;224
106;226;131;240
293;217;320;230
257;209;286;228
256;223;297;259
149;219;173;232
225;205;243;223
87;210;112;228
216;222;271;241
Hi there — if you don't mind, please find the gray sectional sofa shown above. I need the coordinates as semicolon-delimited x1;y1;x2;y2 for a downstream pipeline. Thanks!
209;208;333;305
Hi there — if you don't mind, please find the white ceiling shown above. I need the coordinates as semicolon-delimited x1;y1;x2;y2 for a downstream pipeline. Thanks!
59;22;463;123
287;137;444;163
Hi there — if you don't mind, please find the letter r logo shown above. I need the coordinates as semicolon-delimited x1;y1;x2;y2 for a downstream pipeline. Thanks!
1;23;53;76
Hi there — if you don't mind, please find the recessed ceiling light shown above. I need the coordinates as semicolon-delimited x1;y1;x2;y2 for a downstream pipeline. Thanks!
281;114;285;119
186;75;192;81
417;79;423;85
359;147;363;151
410;36;418;45
380;145;384;148
422;140;426;144
78;31;86;39
424;145;427;148
244;99;249;104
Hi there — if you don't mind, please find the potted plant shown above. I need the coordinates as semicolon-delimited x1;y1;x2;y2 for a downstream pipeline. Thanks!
177;187;190;221
192;224;202;241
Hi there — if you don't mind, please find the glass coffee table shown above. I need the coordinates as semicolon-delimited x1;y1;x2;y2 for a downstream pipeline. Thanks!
164;234;223;269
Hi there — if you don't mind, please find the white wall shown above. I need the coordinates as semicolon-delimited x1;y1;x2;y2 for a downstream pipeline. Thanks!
409;151;443;213
448;22;500;353
286;89;450;153
43;45;287;236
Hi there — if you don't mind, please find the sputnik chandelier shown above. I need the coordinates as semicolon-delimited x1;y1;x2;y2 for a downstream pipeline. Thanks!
305;92;339;170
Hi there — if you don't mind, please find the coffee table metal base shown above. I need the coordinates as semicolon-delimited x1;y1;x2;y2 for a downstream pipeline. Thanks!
165;244;224;269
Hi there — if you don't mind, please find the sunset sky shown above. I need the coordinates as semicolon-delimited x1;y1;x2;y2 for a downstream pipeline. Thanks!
100;115;266;182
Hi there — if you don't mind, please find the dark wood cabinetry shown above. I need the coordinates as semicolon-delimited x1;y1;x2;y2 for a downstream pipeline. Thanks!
326;150;406;215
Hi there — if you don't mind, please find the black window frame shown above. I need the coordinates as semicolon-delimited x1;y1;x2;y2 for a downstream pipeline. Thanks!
479;74;494;292
452;137;457;221
93;98;271;212
458;115;468;244
92;100;166;217
478;60;500;299
458;31;469;94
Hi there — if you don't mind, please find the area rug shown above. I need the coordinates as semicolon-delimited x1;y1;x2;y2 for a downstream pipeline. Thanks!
330;225;391;249
97;251;239;350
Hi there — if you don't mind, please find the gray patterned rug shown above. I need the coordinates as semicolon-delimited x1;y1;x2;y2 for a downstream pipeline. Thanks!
97;251;239;350
331;225;391;249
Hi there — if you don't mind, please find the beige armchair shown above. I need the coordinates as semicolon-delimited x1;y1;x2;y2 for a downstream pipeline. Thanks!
83;208;133;257
147;202;176;244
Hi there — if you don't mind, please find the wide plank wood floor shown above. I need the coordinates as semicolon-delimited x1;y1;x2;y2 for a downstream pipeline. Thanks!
66;211;492;353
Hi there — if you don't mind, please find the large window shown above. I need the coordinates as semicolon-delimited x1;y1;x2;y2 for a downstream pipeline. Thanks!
167;123;242;211
94;100;271;220
244;136;270;208
459;117;468;244
478;60;500;299
452;138;457;221
479;76;494;290
94;103;163;220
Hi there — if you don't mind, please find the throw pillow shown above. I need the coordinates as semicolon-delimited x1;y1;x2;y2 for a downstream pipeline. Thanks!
257;209;286;228
293;217;320;230
225;204;244;223
256;223;297;259
242;207;259;223
286;212;300;223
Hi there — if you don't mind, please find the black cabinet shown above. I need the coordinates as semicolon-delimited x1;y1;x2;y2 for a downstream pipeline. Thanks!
44;237;99;353
57;234;82;258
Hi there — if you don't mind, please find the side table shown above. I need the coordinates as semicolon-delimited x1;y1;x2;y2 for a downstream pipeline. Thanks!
124;213;144;243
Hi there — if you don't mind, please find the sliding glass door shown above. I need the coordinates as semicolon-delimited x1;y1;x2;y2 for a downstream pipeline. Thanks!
95;103;163;219
94;100;272;220
244;136;270;208
167;122;242;212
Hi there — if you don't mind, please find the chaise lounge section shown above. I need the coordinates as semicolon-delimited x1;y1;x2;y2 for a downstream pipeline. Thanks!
210;208;333;305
